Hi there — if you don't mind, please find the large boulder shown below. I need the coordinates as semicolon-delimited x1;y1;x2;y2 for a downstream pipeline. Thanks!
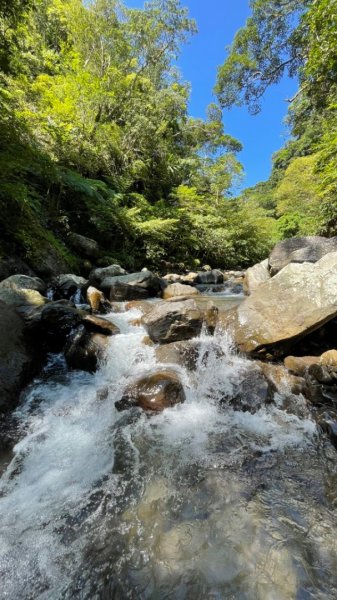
195;269;224;285
0;274;46;295
142;299;203;344
162;282;200;300
0;287;47;311
268;236;337;276
0;257;36;281
0;302;42;412
68;232;99;259
65;330;109;372
89;264;126;288
243;259;270;295
222;252;337;357
101;270;162;301
116;370;185;412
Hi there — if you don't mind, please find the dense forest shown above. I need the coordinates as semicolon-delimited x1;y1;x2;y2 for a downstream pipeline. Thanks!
0;0;336;276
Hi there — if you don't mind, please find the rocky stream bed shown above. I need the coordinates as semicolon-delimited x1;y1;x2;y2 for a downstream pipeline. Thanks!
1;236;337;598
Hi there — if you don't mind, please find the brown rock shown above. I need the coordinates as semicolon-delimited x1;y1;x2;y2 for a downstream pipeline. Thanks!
86;286;111;314
82;314;120;336
320;349;337;367
155;340;201;371
259;362;306;396
162;282;200;300
117;370;185;412
284;356;319;377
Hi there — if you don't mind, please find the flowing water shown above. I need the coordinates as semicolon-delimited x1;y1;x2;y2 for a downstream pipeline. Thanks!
1;300;337;599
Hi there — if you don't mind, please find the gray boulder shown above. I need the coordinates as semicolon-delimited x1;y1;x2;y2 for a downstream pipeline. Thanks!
101;270;162;301
243;259;270;295
195;269;224;285
0;274;46;295
269;236;337;276
142;299;203;344
68;232;99;259
222;251;337;357
89;264;126;288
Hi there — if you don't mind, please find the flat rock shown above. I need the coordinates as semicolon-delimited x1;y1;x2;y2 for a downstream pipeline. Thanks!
82;314;120;336
223;252;337;357
101;270;162;301
269;236;337;276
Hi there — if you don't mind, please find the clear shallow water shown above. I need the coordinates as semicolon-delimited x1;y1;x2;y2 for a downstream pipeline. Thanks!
0;305;337;599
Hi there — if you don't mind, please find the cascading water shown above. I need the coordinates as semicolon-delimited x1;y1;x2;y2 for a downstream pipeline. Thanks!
1;304;337;599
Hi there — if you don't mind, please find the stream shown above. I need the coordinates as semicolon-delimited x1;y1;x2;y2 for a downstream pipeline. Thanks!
1;294;337;599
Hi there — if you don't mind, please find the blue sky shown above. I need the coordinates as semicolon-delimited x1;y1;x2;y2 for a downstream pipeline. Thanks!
125;0;298;189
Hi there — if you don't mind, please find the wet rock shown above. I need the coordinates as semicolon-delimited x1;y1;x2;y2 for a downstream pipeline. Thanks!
52;274;87;301
243;259;270;295
117;370;185;412
222;363;272;413
195;269;224;285
86;286;111;314
68;232;99;259
155;340;201;371
65;330;109;372
269;236;337;276
223;252;337;357
40;302;82;351
0;274;46;295
204;301;219;335
317;410;337;447
163;283;200;300
89;264;126;288
0;301;43;412
125;300;153;314
142;299;203;344
284;355;319;377
258;362;306;396
101;270;162;301
82;314;120;336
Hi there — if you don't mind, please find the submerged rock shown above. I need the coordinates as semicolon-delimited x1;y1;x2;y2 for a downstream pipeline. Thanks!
222;363;272;413
222;252;337;357
142;299;203;344
155;340;201;371
65;330;109;372
117;370;185;412
243;259;270;295
101;270;162;301
268;236;337;276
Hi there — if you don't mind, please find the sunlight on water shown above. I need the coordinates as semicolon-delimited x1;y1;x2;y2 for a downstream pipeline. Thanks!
0;304;336;599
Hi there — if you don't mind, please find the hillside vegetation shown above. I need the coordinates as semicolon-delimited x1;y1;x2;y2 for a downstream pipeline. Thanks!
1;0;336;277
